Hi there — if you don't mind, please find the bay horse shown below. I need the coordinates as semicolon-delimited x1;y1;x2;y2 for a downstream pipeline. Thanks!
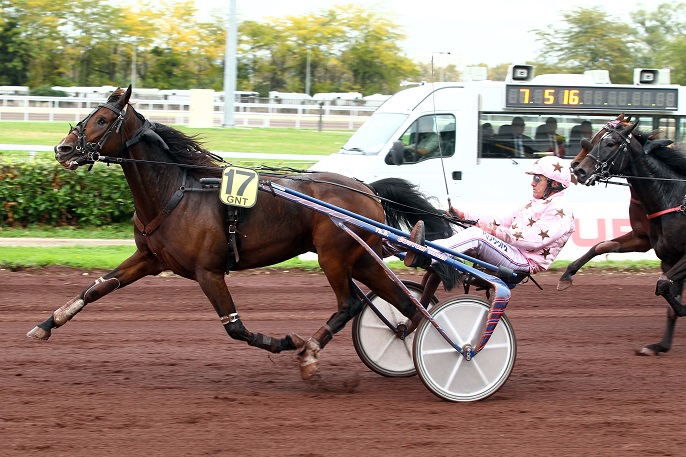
574;120;686;355
557;114;651;291
27;85;454;379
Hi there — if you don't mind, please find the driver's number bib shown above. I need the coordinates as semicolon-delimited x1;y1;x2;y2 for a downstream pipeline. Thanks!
220;167;259;208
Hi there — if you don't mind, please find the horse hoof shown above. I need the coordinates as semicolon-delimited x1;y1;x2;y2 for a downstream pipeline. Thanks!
636;347;663;356
26;326;51;340
288;333;306;349
298;339;321;380
556;279;573;291
300;359;320;380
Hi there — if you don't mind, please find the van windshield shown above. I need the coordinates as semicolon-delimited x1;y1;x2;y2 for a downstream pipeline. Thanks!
339;113;408;155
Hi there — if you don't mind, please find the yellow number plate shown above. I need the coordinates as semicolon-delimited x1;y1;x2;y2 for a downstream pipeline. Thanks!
219;166;259;208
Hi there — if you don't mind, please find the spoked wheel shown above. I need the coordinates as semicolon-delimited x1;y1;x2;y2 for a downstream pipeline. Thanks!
413;295;516;402
352;280;438;377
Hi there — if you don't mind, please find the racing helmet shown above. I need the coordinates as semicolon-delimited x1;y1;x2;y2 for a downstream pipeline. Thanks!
525;156;571;188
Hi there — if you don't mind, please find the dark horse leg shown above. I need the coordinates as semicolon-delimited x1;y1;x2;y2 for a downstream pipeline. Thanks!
27;249;164;340
638;279;684;355
640;260;686;355
195;269;304;354
297;248;419;379
557;231;651;291
655;257;686;317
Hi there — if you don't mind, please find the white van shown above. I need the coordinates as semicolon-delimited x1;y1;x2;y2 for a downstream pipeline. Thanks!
310;65;684;260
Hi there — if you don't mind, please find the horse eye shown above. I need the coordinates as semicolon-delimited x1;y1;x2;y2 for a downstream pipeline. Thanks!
96;117;107;125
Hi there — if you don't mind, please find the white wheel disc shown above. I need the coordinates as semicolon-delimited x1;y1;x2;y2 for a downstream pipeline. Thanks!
352;281;437;377
413;295;516;401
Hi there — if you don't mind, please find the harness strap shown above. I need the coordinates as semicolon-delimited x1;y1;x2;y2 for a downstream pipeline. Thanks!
646;195;686;220
647;206;686;219
134;170;188;237
227;207;240;264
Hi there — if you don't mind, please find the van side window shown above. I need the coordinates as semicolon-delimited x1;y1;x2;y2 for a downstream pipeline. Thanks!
390;114;455;165
480;114;601;159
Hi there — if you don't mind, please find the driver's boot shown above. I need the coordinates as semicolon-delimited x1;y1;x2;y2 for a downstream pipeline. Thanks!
404;221;432;268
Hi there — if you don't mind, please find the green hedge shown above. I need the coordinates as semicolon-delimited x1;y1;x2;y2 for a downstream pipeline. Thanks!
0;159;133;227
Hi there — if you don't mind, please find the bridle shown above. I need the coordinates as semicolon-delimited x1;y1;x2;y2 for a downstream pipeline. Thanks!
65;100;168;170
586;127;633;183
69;101;128;164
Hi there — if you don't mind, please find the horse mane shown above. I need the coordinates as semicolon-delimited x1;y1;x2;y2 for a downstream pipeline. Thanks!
369;177;453;240
634;129;686;177
152;123;222;178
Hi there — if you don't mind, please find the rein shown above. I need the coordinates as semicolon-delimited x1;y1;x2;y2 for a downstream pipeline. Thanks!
75;103;462;233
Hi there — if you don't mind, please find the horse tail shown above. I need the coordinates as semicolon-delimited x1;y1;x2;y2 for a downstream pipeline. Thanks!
369;177;453;241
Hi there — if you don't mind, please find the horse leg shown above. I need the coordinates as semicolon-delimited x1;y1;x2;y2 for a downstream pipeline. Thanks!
194;269;304;353
26;249;163;340
297;274;366;380
557;232;650;290
298;249;421;380
655;258;686;317
639;280;684;355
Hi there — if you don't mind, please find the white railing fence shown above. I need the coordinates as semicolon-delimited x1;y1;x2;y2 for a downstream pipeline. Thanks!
0;95;380;130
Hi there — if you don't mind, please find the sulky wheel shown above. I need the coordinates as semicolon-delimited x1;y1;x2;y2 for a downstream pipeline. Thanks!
413;295;516;401
352;280;438;377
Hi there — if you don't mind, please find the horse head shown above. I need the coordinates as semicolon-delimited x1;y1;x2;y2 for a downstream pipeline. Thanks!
573;120;640;186
569;114;632;171
54;85;133;170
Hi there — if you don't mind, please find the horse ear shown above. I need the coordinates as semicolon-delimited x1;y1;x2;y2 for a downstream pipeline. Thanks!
624;120;640;135
123;85;132;105
644;139;674;155
580;138;593;150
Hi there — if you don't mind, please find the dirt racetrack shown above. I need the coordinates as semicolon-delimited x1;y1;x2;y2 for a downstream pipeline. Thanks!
2;266;686;456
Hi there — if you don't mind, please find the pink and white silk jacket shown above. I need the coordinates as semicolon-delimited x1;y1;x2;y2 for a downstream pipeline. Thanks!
462;191;575;273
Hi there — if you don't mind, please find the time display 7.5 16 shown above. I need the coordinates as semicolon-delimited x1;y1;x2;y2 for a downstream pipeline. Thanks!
505;84;678;111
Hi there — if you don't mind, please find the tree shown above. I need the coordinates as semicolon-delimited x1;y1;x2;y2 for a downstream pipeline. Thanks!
237;5;418;96
632;2;686;85
0;17;30;85
533;7;641;84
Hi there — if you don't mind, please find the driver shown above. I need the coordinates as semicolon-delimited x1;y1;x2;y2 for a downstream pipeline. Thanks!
404;156;575;276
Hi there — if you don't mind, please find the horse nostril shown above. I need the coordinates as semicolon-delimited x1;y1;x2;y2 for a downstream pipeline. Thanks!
54;144;73;158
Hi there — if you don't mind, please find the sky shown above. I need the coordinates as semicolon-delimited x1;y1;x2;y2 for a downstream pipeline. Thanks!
194;0;651;67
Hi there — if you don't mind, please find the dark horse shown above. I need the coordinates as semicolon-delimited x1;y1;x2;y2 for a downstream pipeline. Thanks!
574;120;686;355
557;114;652;291
27;86;453;379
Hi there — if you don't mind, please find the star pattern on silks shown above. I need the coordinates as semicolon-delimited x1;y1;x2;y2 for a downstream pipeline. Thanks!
511;223;518;230
538;229;550;240
514;231;524;240
552;161;564;172
525;202;533;209
541;247;552;259
556;209;566;218
491;219;500;228
528;217;536;227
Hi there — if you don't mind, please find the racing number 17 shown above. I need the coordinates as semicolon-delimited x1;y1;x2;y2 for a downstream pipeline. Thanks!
220;166;259;208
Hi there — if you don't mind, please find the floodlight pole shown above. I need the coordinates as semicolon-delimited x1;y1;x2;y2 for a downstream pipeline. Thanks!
130;41;137;89
223;0;237;127
305;45;311;96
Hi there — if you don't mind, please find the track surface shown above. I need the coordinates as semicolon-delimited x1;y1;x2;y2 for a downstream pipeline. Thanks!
2;267;685;456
